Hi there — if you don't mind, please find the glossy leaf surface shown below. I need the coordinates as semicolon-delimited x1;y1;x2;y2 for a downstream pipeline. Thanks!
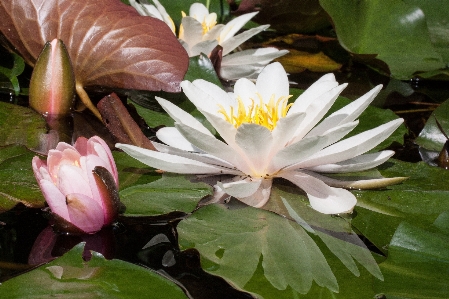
0;0;189;92
0;243;188;299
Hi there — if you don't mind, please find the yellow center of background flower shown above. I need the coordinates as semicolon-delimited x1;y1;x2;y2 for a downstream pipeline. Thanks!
218;94;292;131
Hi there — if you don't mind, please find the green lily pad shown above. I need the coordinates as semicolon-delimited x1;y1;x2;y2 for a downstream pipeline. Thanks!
415;97;449;151
374;218;449;298
184;54;222;87
0;101;47;149
119;174;212;216
0;242;188;299
352;159;449;253
320;0;445;79
0;145;45;212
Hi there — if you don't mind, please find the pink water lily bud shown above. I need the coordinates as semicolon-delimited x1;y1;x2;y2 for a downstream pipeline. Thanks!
32;136;123;234
29;38;75;116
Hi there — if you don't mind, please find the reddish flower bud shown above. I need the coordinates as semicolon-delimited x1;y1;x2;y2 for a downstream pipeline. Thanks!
29;39;75;116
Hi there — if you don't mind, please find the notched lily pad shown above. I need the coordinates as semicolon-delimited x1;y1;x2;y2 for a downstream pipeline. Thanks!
0;145;45;212
0;242;188;299
0;101;47;149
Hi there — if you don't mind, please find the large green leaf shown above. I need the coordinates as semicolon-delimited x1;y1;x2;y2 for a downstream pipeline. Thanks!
0;145;44;212
352;159;449;253
374;217;449;298
0;242;188;299
319;0;445;79
119;174;212;216
0;101;47;149
177;181;383;298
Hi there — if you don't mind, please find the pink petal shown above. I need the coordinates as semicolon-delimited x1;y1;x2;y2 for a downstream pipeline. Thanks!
74;136;88;156
55;141;77;152
87;136;118;185
39;179;70;221
58;164;92;198
66;193;105;233
32;156;47;181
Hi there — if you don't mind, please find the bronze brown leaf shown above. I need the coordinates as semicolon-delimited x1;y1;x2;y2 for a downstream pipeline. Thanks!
0;0;189;117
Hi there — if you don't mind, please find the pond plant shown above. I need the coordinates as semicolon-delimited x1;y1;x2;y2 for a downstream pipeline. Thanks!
1;0;449;298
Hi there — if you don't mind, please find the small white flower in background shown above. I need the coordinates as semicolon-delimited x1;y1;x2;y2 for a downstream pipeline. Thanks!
129;0;288;80
117;62;406;215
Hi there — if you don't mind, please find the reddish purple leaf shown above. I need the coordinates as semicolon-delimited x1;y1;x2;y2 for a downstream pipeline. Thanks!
0;0;189;93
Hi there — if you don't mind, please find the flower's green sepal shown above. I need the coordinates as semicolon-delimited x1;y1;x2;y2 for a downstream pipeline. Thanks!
29;39;75;116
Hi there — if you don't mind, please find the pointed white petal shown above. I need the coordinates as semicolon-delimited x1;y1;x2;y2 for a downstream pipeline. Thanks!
220;64;262;81
180;17;204;48
309;150;395;173
270;112;306;157
306;121;359;150
189;40;218;57
256;62;290;101
221;48;289;66
203;24;225;41
303;170;408;189
175;123;251;173
156;127;196;151
288;73;339;115
221;25;269;55
233;78;258;106
278;170;357;214
289;84;348;144
152;141;238;170
200;110;239;148
308;85;382;137
236;178;273;207
235;124;273;175
299;118;404;168
219;12;258;43
189;3;210;19
217;176;262;198
116;143;223;174
269;135;329;173
155;97;212;136
181;80;233;116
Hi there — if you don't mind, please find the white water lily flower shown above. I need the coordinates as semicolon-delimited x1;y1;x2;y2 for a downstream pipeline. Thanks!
117;62;405;214
129;0;288;80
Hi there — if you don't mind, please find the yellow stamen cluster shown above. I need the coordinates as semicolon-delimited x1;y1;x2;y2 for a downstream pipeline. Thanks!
218;94;293;131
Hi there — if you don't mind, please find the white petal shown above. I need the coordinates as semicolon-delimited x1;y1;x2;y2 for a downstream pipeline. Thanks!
156;127;196;151
153;141;239;170
217;177;262;198
309;150;395;173
303;170;407;189
219;12;258;43
270;112;306;157
189;3;210;20
175;123;251;173
200;110;239;148
181;80;233;116
305;121;359;150
289;84;348;144
236;178;273;207
116;143;224;174
203;24;224;41
155;97;212;136
269;135;329;173
189;40;218;57
278;170;357;214
233;78;258;107
221;25;269;55
256;62;290;102
307;85;382;137
180;17;204;49
299;118;404;168
288;73;339;115
235;124;273;176
220;64;263;81
221;48;289;65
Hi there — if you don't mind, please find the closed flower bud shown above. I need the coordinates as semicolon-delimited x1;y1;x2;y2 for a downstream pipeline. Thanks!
29;39;75;116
